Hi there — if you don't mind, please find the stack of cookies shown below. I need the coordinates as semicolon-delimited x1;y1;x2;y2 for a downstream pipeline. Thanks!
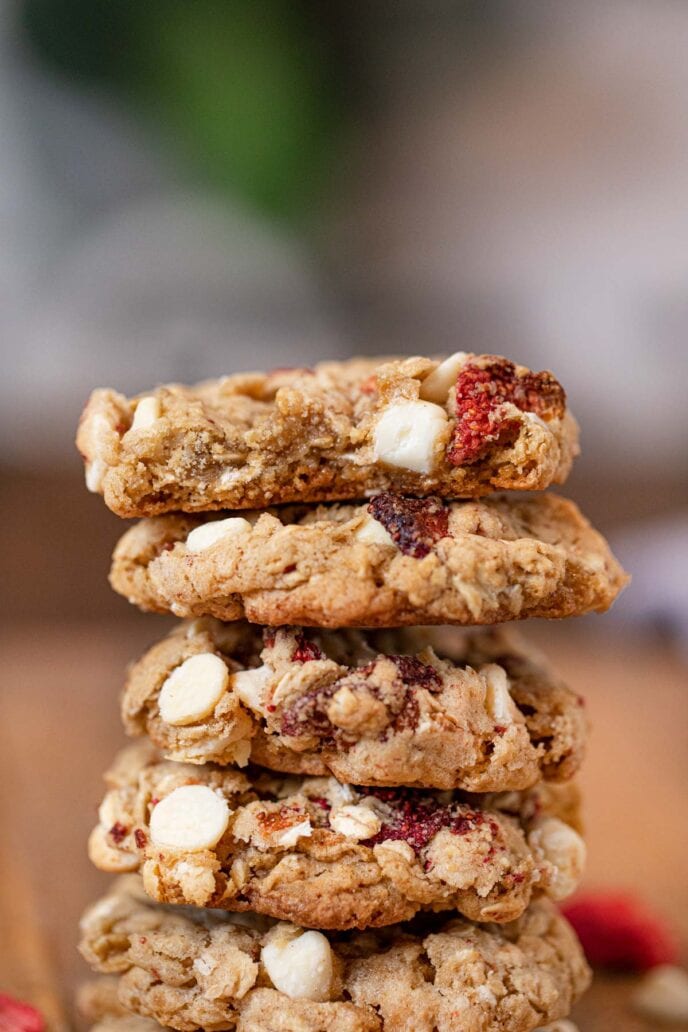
75;354;628;1032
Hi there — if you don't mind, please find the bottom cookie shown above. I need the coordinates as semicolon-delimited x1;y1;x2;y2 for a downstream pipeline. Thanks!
79;877;590;1032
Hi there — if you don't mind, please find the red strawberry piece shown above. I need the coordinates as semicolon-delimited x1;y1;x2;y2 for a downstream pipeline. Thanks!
562;892;680;972
0;996;45;1032
448;358;565;465
368;494;450;558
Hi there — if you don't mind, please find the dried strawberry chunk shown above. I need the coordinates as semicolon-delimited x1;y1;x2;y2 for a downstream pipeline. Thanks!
390;655;441;691
362;788;498;855
368;493;449;558
562;892;680;971
279;654;437;741
291;633;323;663
109;821;128;844
0;996;45;1032
448;358;566;465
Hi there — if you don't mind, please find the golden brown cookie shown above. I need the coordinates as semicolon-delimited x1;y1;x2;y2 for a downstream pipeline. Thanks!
89;742;585;929
109;493;628;627
122;621;588;791
79;876;591;1032
77;354;579;516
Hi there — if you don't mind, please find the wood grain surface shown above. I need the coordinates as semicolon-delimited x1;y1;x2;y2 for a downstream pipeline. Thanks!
1;619;686;1030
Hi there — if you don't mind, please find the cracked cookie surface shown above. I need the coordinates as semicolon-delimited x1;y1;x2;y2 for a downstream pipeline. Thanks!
77;355;578;516
79;876;590;1032
122;621;587;791
89;743;584;929
109;493;628;627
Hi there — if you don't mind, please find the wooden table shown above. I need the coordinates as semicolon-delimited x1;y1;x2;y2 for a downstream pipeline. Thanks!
1;619;687;1030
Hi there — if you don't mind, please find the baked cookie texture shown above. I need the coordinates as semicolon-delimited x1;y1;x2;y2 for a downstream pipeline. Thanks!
109;493;628;627
89;742;585;929
122;621;588;791
77;354;579;516
79;978;160;1032
79;876;590;1032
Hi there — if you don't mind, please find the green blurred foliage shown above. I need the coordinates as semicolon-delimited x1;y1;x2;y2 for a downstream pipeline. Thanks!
22;0;342;220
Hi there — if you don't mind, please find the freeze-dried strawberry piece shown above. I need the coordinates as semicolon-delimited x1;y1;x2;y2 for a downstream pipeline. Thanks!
448;358;565;465
0;996;45;1032
291;633;323;663
512;369;567;421
562;893;680;971
390;655;441;691
368;493;450;558
362;788;499;855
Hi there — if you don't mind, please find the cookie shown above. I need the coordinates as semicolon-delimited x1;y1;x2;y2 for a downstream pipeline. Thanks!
122;621;587;791
79;876;590;1032
78;979;159;1032
89;742;585;929
109;493;627;627
77;354;579;516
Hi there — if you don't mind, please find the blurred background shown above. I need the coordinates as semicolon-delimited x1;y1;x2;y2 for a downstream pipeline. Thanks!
0;1;686;1028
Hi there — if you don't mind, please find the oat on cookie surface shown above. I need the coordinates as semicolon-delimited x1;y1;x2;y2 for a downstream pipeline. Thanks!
109;493;628;627
77;354;579;516
79;876;590;1032
89;741;585;929
122;621;587;791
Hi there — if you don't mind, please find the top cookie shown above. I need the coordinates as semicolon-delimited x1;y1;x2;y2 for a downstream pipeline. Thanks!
77;354;578;516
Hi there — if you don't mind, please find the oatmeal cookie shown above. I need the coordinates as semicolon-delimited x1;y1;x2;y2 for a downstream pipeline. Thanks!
122;621;587;791
77;355;578;516
79;876;590;1032
89;742;585;929
109;493;627;627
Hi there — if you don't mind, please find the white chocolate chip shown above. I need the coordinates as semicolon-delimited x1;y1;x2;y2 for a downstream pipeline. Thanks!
130;395;161;431
232;666;270;716
373;400;448;474
528;817;586;901
633;965;688;1023
274;818;312;847
83;411;113;492
482;664;519;725
149;785;230;851
261;926;333;1001
355;515;396;547
419;352;469;403
330;803;382;841
85;458;107;493
535;1022;580;1032
158;653;229;726
186;517;252;553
